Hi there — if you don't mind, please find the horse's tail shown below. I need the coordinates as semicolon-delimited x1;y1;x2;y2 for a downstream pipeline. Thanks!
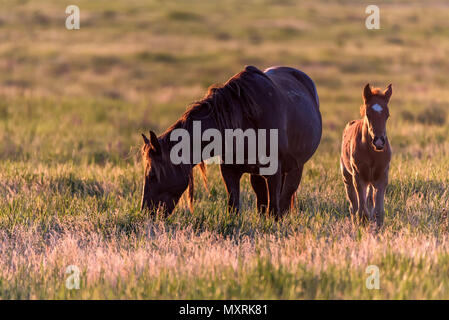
186;161;208;213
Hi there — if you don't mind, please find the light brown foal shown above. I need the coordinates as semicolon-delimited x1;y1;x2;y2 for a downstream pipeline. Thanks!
340;83;392;227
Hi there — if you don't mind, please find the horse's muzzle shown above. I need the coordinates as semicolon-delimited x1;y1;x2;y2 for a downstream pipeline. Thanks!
373;136;386;150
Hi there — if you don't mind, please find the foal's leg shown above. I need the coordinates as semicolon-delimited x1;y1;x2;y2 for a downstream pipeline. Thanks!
353;174;369;225
279;165;304;213
366;184;375;219
341;164;358;217
220;164;243;214
250;174;268;214
373;173;388;228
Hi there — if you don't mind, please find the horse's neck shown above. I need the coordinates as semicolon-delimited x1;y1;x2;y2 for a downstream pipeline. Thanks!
183;112;219;164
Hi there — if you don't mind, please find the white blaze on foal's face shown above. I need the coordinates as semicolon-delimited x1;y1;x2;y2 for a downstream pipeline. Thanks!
372;104;383;113
365;102;389;151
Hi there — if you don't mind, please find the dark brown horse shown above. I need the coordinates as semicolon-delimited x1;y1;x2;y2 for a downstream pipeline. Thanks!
340;83;392;227
141;65;322;218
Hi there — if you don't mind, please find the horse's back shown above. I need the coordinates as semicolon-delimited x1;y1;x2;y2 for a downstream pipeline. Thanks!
342;119;362;141
340;119;363;171
264;66;319;108
263;66;322;164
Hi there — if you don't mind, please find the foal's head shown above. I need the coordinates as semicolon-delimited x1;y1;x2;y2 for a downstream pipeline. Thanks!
140;131;189;216
361;83;393;151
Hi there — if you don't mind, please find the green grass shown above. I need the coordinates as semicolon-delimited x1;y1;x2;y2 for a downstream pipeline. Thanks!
1;0;449;299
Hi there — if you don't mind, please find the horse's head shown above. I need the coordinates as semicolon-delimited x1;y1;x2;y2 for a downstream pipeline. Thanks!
361;83;392;151
140;131;189;216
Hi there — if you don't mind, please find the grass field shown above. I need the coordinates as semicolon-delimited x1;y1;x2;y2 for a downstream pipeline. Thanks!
1;0;449;299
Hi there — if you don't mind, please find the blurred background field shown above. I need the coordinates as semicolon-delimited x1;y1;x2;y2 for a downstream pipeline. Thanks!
1;0;449;299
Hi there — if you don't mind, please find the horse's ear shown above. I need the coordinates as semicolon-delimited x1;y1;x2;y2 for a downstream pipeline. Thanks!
141;133;149;145
149;130;161;155
384;84;393;103
363;83;372;103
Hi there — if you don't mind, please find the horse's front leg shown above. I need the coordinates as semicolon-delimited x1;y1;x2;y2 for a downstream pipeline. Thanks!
265;169;283;219
373;173;388;228
250;174;268;214
220;164;243;214
353;174;369;225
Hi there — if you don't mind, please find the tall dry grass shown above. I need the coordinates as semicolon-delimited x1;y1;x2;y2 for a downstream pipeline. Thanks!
2;0;449;298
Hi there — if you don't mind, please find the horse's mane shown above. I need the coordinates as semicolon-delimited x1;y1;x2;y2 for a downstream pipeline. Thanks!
160;65;268;145
370;88;384;96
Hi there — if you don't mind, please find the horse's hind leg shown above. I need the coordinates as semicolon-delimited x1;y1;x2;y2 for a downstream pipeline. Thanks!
250;174;268;214
279;165;304;214
373;172;388;228
341;163;358;218
265;169;283;219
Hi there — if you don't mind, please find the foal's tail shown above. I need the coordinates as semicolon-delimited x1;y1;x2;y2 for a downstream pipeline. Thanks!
186;161;208;213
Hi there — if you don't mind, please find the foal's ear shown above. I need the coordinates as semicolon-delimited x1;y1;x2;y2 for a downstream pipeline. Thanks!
384;84;393;103
363;83;372;103
141;133;150;145
149;130;161;155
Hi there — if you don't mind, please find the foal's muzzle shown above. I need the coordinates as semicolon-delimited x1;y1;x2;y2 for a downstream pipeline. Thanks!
373;136;386;150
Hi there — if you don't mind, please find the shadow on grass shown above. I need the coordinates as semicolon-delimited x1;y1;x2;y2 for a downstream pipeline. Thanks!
49;175;106;197
387;178;447;200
